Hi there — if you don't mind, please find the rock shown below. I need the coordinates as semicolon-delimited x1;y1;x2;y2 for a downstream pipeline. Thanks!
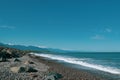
0;57;7;62
30;73;38;78
24;61;34;65
14;58;21;62
26;66;38;72
45;75;56;80
6;49;12;54
0;51;7;62
1;49;12;58
11;66;38;73
0;46;28;59
45;72;62;80
10;67;26;73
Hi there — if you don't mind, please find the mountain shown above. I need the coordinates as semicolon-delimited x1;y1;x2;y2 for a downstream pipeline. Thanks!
0;42;70;53
46;48;70;53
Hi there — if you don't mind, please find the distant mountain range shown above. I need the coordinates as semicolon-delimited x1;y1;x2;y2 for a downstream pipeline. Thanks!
0;42;70;53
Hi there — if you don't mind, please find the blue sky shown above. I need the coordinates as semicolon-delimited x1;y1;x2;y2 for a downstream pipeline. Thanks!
0;0;120;52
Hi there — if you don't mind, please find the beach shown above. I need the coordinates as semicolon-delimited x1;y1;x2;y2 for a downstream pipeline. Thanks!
0;46;119;80
0;53;107;80
29;54;116;80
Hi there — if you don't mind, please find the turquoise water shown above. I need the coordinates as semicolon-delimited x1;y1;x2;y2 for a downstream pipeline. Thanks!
32;52;120;75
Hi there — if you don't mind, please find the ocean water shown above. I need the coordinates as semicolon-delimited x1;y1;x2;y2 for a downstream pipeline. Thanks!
31;52;120;77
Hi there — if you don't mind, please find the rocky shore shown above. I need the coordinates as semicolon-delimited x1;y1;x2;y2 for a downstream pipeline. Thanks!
30;54;111;80
0;46;117;80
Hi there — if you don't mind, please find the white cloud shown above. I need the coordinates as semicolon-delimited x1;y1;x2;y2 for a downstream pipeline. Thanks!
8;43;14;45
91;27;112;40
91;35;105;40
0;25;15;29
60;48;73;51
105;28;112;33
38;46;48;48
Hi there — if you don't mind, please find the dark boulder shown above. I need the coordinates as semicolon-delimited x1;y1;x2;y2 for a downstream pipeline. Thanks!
0;56;7;62
26;66;38;72
45;72;63;80
0;46;28;59
11;66;38;73
24;60;34;65
0;49;8;62
11;67;26;73
14;58;21;62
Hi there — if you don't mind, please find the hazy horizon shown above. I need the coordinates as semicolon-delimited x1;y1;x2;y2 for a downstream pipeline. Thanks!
1;42;120;52
0;0;120;52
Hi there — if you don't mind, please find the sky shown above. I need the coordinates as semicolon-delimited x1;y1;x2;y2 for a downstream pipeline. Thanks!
0;0;120;52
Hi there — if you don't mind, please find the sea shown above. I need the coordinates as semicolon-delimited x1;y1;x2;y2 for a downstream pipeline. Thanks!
31;52;120;79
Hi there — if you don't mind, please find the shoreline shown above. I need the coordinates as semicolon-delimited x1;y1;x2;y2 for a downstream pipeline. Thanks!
0;46;119;80
29;54;116;80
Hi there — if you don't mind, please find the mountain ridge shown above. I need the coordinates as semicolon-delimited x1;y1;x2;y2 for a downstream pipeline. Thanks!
0;42;70;53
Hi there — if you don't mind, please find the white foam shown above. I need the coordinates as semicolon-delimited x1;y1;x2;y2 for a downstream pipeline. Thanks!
31;53;120;74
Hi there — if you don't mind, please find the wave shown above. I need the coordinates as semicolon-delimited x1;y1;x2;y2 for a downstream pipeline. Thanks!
31;53;120;74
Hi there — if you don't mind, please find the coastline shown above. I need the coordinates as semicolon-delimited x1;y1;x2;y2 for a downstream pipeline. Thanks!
29;54;116;80
0;46;119;80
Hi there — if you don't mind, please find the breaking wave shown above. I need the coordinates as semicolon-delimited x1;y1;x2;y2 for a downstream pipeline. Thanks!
31;53;120;74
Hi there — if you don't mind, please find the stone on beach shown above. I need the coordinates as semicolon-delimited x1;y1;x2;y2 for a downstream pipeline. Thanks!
10;67;26;73
25;66;38;72
0;54;7;62
14;58;21;62
0;47;26;59
10;66;38;73
45;72;63;80
29;73;38;78
24;60;34;65
0;56;7;62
